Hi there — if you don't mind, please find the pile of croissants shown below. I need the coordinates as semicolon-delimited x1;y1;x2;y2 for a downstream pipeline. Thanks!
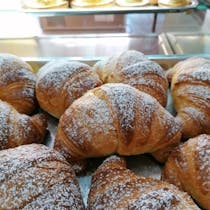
0;51;209;209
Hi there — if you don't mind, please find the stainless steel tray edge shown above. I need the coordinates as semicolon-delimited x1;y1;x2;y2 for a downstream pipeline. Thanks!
0;34;168;58
23;54;210;71
20;0;199;16
165;32;210;55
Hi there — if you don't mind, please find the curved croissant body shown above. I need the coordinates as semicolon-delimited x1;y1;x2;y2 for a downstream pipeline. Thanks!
36;60;102;118
93;50;168;107
0;53;37;114
0;144;84;209
170;57;210;138
55;83;181;163
162;134;210;210
88;155;200;209
0;100;47;150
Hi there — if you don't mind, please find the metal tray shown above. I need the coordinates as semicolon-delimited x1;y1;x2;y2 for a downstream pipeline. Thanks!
165;32;210;54
0;34;173;58
20;0;199;16
26;55;210;207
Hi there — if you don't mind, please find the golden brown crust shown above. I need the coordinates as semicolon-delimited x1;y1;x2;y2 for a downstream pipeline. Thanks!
93;50;168;107
21;0;69;9
162;134;210;210
54;83;181;163
88;155;200;209
158;0;190;6
170;57;210;139
150;0;158;4
54;134;87;173
0;100;47;150
71;0;115;8
0;144;84;209
36;60;102;118
0;53;37;114
116;0;149;7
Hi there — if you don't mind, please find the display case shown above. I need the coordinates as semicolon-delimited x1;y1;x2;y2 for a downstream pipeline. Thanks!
0;1;209;209
0;0;209;59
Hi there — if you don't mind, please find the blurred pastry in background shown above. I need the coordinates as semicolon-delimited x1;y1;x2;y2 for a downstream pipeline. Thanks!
21;0;69;9
71;0;115;8
158;0;190;7
116;0;149;7
150;0;158;4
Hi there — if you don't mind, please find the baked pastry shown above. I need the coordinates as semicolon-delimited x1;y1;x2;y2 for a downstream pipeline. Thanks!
150;0;158;4
0;144;84;209
71;0;114;8
88;155;200;209
36;60;102;118
21;0;69;9
162;134;210;210
93;50;168;107
0;99;47;150
170;57;210;139
54;83;181;163
158;0;190;7
0;53;37;114
116;0;149;7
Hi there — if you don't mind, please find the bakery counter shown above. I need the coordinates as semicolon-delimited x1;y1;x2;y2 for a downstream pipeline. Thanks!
0;33;173;58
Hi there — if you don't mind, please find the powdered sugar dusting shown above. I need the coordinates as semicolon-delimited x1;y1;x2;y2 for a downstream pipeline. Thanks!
0;100;40;150
59;83;180;157
180;107;210;129
182;85;210;102
121;60;166;80
37;60;93;93
195;135;210;192
0;101;10;149
115;50;147;71
0;68;36;87
191;64;210;82
89;156;199;210
11;86;35;100
0;54;36;99
9;115;32;140
0;54;33;73
176;61;210;84
36;60;102;117
62;91;115;150
160;114;181;143
128;189;179;210
0;144;84;209
110;56;168;106
101;84;137;134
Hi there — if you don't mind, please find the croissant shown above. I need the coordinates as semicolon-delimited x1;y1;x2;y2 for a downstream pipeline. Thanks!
0;144;84;209
93;50;168;107
0;99;47;150
162;134;210;210
0;53;37;114
54;83;181;163
36;60;102;118
170;57;210;139
88;155;200;209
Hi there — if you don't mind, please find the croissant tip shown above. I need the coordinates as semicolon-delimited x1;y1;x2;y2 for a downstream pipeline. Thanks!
102;155;127;168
